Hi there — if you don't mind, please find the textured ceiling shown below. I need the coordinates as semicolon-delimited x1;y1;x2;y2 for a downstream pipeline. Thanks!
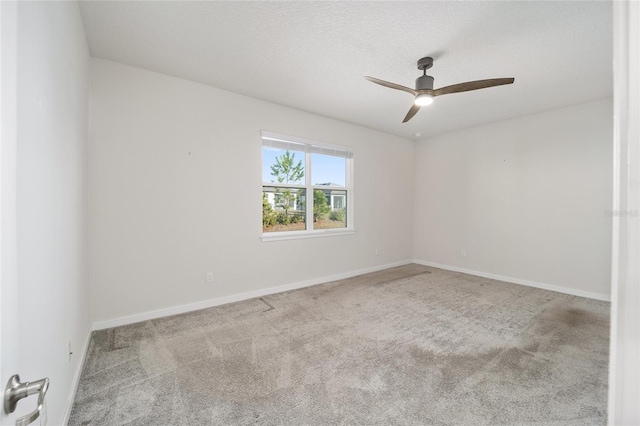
78;1;612;140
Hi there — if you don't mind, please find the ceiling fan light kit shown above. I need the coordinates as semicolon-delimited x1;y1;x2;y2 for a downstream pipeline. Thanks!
365;56;515;123
414;93;434;106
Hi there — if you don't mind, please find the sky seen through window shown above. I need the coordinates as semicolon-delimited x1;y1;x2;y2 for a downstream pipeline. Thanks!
262;148;346;187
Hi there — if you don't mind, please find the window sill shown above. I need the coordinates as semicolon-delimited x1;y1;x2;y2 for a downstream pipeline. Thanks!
261;229;355;242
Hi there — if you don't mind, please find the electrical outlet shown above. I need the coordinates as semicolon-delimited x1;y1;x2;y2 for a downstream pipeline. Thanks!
461;250;467;257
206;272;214;283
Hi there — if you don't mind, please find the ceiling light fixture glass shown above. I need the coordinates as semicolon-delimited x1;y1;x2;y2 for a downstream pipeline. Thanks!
414;93;434;106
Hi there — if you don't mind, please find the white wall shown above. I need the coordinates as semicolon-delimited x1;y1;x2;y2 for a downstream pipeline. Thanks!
1;1;90;425
413;98;613;299
88;59;415;324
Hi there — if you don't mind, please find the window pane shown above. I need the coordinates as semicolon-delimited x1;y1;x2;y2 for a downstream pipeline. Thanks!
262;187;307;232
314;189;347;229
311;153;345;187
262;147;305;184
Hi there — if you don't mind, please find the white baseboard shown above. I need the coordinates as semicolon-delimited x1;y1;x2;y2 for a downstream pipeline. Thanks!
62;326;92;425
413;259;610;302
92;259;413;331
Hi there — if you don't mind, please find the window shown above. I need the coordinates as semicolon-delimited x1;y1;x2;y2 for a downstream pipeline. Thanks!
262;131;353;240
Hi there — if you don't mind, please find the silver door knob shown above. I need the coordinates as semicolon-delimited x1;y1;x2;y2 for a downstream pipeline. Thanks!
3;374;49;426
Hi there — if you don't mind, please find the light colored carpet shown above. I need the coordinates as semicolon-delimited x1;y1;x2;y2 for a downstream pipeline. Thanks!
69;264;609;425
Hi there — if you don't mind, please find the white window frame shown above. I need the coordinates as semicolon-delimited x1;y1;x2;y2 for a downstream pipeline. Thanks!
261;131;354;241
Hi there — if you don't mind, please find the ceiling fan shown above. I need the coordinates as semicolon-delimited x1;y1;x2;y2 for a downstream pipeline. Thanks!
365;57;515;123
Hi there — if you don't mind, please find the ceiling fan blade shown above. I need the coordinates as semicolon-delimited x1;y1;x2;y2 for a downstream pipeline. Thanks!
402;103;421;123
365;76;418;96
434;78;515;97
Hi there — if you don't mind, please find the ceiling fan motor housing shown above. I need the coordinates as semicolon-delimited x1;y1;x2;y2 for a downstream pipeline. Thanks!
415;75;434;91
